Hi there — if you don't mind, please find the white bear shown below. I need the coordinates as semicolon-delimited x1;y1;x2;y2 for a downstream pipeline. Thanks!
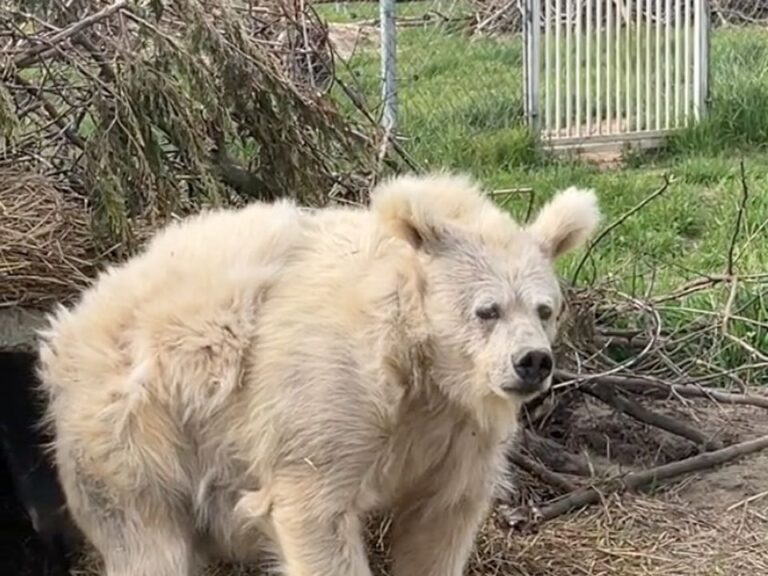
37;173;600;576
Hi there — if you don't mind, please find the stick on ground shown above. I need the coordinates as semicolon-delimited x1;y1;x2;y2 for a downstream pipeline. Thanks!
555;370;768;410
522;430;606;478
510;451;579;493
583;382;723;451
531;434;768;524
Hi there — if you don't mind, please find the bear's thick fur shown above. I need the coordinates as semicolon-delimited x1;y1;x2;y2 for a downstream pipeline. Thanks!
37;173;600;576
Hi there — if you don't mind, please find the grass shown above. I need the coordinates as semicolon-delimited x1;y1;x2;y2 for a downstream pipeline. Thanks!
318;5;768;381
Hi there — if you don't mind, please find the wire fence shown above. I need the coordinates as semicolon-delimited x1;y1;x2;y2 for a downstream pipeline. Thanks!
318;1;526;155
317;0;768;158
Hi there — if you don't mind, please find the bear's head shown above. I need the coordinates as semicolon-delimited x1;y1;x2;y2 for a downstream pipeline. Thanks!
372;173;600;421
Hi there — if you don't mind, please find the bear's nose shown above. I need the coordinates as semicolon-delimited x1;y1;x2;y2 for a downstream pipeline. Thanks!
513;349;553;391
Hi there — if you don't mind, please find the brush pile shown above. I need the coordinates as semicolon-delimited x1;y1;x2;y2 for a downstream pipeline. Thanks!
470;0;522;36
0;0;379;307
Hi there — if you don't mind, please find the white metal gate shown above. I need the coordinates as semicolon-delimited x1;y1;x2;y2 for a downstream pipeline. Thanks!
523;0;711;151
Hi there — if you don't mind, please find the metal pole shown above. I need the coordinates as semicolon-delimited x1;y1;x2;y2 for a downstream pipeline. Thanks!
380;0;397;131
524;0;541;132
531;0;541;131
696;0;710;120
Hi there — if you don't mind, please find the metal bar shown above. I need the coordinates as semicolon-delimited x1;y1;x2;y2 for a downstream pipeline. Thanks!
379;0;397;131
616;0;622;131
587;0;592;135
683;0;699;126
626;0;632;133
597;0;602;134
693;0;704;120
700;0;710;119
576;0;582;136
655;0;661;130
675;0;681;126
607;0;612;133
566;0;573;136
551;127;670;146
546;0;552;132
523;0;530;119
645;0;652;130
530;0;542;130
665;0;671;129
556;0;562;135
636;0;642;131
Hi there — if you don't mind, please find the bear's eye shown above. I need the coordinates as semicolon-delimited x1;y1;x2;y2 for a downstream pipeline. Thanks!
475;303;500;321
537;304;553;321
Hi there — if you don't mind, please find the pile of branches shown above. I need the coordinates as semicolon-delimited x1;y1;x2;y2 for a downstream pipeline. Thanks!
0;170;101;307
229;0;338;92
470;0;522;36
497;167;768;530
713;0;768;26
0;0;380;306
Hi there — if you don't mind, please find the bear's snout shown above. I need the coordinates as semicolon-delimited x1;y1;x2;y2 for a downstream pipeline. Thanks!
504;348;553;395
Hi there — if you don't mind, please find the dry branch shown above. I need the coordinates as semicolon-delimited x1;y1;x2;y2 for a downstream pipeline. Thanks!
510;450;579;493
571;175;673;284
522;430;606;478
582;382;723;451
556;370;768;410
529;434;768;524
726;160;750;276
0;0;385;304
12;0;129;68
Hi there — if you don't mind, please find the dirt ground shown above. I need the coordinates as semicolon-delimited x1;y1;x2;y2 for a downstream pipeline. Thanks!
7;399;765;576
466;402;768;576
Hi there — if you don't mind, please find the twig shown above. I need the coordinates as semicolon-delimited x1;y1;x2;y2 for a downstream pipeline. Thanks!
725;489;768;512
374;123;394;179
554;293;662;388
332;73;419;172
555;370;768;410
522;430;606;477
652;276;715;302
531;434;768;524
12;0;129;68
721;277;739;334
509;450;579;493
489;187;535;221
571;175;673;285
726;160;749;276
724;332;768;363
12;74;85;150
583;382;723;451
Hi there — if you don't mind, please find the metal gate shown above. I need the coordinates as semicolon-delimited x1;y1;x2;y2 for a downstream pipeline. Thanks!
523;0;711;151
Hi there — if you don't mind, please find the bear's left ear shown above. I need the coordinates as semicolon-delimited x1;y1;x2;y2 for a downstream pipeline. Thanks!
527;187;601;259
371;172;487;251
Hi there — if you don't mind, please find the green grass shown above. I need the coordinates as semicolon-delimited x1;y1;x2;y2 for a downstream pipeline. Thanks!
318;7;768;380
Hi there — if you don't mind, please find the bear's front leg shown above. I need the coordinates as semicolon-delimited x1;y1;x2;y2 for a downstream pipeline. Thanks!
269;483;374;576
390;491;491;576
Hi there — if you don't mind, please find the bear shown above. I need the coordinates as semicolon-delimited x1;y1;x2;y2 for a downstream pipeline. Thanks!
37;172;600;576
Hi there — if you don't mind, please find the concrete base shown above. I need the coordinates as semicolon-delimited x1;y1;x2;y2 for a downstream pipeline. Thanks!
0;307;48;352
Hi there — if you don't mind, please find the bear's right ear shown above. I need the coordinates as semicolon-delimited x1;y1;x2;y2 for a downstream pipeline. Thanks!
527;186;601;259
370;172;487;250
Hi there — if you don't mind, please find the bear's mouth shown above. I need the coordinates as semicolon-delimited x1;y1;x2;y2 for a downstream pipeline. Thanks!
500;376;552;399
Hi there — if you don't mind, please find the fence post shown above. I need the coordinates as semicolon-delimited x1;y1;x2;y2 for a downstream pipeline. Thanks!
697;0;711;120
380;0;397;132
523;0;541;133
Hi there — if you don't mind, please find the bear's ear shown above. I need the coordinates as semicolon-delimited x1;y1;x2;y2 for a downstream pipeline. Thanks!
527;187;601;259
371;172;487;250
